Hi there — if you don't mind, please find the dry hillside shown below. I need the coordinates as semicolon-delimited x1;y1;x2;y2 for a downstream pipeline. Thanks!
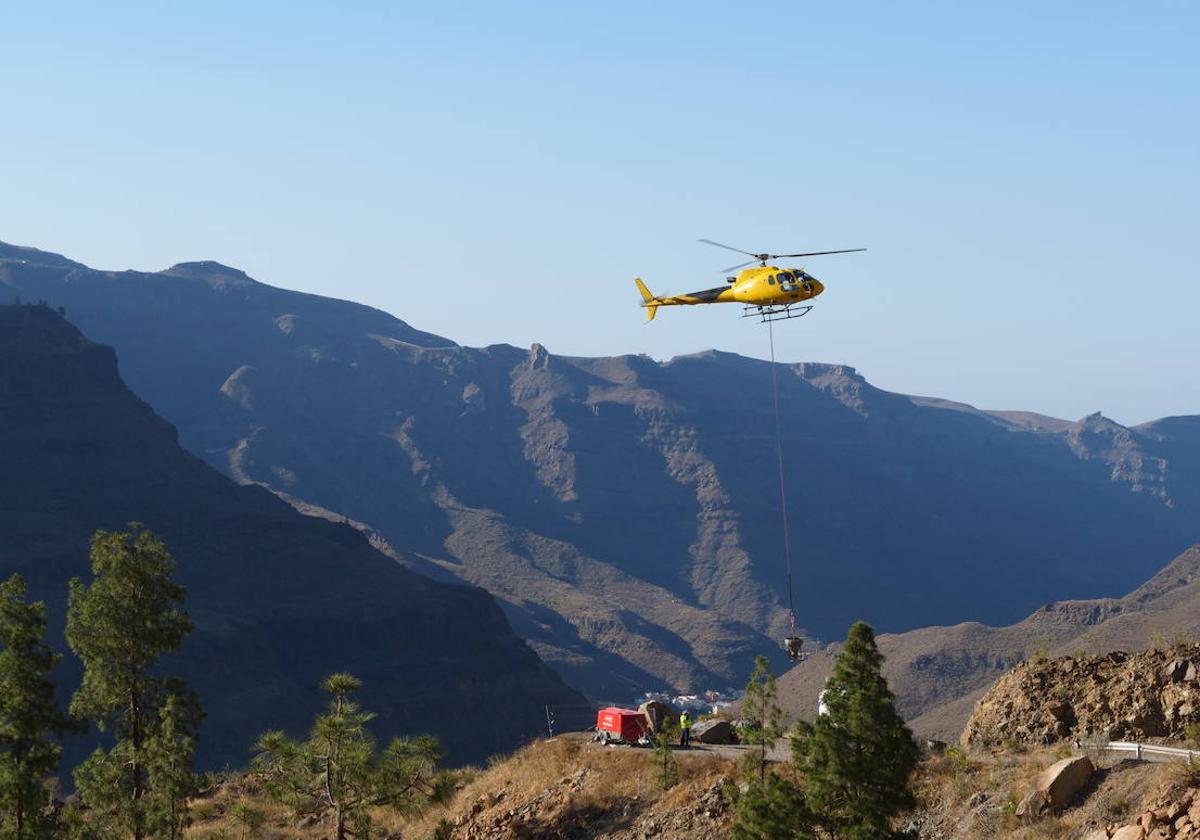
910;747;1190;839
185;736;736;840
181;738;1200;839
180;635;1200;839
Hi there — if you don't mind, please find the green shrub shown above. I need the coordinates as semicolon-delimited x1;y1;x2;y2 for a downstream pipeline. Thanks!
1183;722;1200;750
190;800;217;821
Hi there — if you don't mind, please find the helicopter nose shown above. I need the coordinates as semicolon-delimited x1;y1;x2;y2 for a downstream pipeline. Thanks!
805;276;824;296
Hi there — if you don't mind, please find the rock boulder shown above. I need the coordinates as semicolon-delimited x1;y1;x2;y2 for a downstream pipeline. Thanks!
1040;756;1094;811
1018;756;1094;818
691;719;736;745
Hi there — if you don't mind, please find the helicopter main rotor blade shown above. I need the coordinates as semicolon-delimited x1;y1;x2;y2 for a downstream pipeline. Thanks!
720;259;759;273
773;248;867;258
698;238;760;258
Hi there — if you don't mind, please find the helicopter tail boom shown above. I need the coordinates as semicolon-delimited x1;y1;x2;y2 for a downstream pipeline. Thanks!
634;278;660;321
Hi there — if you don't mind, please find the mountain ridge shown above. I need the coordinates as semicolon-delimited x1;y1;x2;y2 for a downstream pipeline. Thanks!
4;240;1198;698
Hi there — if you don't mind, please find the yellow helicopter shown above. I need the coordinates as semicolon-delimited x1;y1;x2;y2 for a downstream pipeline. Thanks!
635;239;865;323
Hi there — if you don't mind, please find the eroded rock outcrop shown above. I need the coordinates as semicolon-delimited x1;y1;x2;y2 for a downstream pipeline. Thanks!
963;645;1200;748
1091;777;1200;839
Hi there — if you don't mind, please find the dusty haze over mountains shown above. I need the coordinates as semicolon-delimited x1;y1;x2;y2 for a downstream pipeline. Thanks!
3;241;1199;699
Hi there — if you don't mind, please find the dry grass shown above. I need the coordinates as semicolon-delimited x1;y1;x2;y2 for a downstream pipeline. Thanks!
912;747;1172;840
182;735;735;839
184;738;1188;838
182;770;293;840
406;735;732;838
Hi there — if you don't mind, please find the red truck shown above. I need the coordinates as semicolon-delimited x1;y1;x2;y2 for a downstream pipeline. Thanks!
593;706;650;746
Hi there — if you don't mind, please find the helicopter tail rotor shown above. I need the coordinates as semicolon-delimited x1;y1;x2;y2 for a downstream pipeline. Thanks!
634;278;660;321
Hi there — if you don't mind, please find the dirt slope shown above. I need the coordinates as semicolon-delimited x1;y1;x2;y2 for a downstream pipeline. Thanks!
186;736;736;840
910;748;1172;840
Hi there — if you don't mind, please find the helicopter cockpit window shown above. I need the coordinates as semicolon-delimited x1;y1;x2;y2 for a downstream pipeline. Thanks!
778;272;797;291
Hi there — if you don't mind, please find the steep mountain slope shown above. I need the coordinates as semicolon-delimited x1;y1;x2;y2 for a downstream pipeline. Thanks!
5;241;1200;697
776;545;1200;741
0;303;583;768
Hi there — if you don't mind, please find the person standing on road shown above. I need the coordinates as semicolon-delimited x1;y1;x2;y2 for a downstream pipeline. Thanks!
679;711;692;748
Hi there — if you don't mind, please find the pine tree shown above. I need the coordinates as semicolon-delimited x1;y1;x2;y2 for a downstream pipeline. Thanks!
732;771;814;840
731;655;814;839
738;655;784;783
66;524;197;840
649;720;679;790
0;573;74;839
229;800;266;839
253;673;443;840
793;622;919;839
143;691;202;840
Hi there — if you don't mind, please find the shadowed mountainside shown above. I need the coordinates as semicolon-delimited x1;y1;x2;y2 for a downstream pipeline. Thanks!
0;303;583;768
4;241;1199;697
776;544;1200;742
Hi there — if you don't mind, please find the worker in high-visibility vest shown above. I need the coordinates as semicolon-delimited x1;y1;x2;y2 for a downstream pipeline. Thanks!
679;711;692;748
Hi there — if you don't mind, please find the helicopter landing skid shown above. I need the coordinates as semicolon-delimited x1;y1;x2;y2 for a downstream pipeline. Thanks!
743;304;813;324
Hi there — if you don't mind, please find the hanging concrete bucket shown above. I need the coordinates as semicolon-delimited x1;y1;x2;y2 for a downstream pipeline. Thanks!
783;636;805;661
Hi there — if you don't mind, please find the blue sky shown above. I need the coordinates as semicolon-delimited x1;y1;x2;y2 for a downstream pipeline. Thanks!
2;2;1196;424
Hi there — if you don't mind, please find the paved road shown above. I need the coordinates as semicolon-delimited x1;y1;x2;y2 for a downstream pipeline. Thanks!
579;734;791;763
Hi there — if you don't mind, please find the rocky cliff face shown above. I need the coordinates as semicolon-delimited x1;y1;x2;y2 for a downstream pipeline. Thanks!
0;304;584;768
4;241;1200;697
962;644;1200;747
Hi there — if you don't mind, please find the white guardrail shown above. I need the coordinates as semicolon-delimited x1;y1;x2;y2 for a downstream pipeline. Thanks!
1081;741;1200;764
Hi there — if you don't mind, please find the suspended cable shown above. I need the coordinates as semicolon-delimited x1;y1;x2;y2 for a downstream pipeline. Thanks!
766;318;799;656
